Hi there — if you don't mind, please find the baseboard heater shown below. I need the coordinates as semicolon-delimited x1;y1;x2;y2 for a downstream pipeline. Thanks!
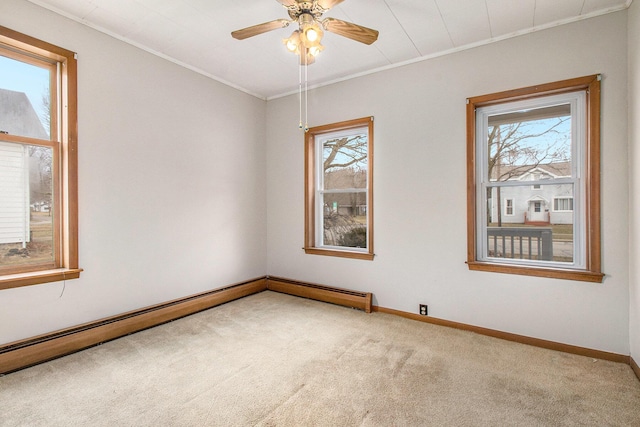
0;276;372;374
0;278;268;374
266;276;372;313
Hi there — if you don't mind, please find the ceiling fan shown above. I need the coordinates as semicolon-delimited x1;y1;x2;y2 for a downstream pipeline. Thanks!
231;0;379;64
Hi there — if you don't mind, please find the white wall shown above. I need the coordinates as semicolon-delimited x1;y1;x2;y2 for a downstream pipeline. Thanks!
267;11;630;354
0;0;267;345
629;0;640;364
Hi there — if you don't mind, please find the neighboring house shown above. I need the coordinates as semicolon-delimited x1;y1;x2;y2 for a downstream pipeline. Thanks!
0;88;48;246
323;167;367;217
489;161;573;225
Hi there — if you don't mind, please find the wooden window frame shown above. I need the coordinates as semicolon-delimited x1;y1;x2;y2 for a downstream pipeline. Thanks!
466;75;603;283
304;116;374;260
0;25;81;290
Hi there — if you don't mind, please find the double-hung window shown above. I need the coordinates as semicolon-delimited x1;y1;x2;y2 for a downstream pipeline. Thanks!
466;75;602;282
0;26;80;289
305;117;374;260
554;197;574;212
505;199;514;216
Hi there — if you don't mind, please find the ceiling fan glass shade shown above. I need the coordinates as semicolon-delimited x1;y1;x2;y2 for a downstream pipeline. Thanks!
299;13;324;48
284;30;301;53
308;44;324;57
304;26;322;43
299;48;316;65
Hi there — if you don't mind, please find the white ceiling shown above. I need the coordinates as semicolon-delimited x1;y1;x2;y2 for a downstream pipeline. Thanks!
28;0;632;100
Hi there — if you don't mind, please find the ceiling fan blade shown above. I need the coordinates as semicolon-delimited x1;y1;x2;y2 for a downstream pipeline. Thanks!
231;19;290;40
322;18;379;45
276;0;298;7
316;0;345;11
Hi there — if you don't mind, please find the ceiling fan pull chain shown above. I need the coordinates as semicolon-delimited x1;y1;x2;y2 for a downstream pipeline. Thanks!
304;52;309;132
299;58;303;130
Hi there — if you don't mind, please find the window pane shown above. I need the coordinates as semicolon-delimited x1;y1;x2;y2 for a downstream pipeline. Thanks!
554;198;573;211
322;132;367;190
505;199;514;215
486;183;574;263
322;192;367;248
487;104;571;182
0;140;54;269
0;55;51;140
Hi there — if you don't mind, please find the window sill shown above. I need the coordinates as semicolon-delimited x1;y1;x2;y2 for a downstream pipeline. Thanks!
467;261;604;283
0;268;83;291
304;247;374;261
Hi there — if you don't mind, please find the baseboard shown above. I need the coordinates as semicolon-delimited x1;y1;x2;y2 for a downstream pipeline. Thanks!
266;276;372;313
0;277;267;374
373;306;631;365
631;356;640;381
2;275;632;378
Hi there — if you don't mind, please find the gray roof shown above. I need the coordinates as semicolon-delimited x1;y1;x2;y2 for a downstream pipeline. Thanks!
491;161;572;181
0;88;48;140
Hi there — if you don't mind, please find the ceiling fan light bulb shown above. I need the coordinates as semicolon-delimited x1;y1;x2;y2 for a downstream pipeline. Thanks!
298;13;323;47
286;38;298;52
284;30;301;52
301;25;323;49
309;45;324;57
306;27;319;42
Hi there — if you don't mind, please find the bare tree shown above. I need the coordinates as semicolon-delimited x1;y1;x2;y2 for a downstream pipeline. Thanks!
488;118;570;181
487;116;570;226
323;135;367;172
322;134;368;247
27;90;53;213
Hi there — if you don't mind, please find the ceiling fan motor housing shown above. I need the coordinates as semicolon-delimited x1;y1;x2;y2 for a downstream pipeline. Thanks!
288;1;326;21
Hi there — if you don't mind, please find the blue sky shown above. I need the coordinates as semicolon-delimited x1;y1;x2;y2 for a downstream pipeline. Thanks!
0;54;50;127
489;116;572;166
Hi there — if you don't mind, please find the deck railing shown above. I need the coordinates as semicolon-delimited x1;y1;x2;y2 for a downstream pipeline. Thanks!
487;227;553;261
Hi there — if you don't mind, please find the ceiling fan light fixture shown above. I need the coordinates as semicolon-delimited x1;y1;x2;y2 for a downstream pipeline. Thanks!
299;13;323;48
299;49;316;65
309;44;324;57
304;25;321;43
231;0;379;130
284;30;301;53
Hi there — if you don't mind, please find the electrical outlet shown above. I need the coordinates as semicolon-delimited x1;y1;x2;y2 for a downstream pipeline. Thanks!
419;304;428;316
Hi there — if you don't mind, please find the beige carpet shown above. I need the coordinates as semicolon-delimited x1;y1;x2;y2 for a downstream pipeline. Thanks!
1;291;639;426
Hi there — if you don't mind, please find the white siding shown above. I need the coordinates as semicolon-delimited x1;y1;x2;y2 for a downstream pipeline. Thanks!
0;141;29;245
491;184;574;225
